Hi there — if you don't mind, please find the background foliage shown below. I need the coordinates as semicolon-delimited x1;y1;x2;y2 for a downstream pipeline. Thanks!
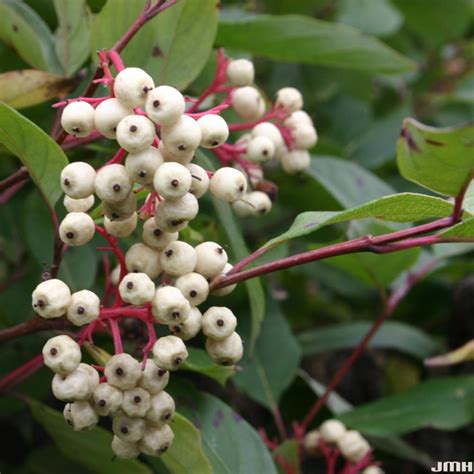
0;0;474;472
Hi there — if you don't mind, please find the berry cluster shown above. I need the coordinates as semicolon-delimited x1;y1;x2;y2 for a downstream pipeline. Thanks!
303;419;383;473
32;47;317;458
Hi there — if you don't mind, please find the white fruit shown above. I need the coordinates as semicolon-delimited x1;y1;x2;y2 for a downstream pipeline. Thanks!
169;307;202;340
280;149;311;175
160;241;197;277
104;212;137;238
95;164;133;203
275;87;303;112
362;467;385;474
113;412;146;442
33;279;71;319
226;58;255;86
159;141;194;165
202;306;237;340
122;387;151;418
59;212;95;246
104;353;142;390
111;436;141;459
209;167;247;202
66;289;100;326
337;430;371;463
93;383;123;416
320;419;346;444
174;272;209;306
197;114;229;148
161;115;202;157
232;191;272;217
42;335;81;375
114;67;154;108
63;194;95;213
145;86;185;126
103;192;136;222
52;369;90;401
292;125;318;150
119;272;155;305
142;218;179;250
116;115;156;153
211;263;237;296
77;363;100;394
110;265;121;286
186;163;209;198
60;161;96;199
125;146;163;185
125;243;162;279
94;98;132;139
153;162;192;201
157;193;199;224
64;401;98;431
205;331;243;366
61;101;95;137
151;286;190;324
251;122;285;150
145;391;175;425
138;359;170;394
284;110;313;129
231;86;265;120
152;335;188;370
303;430;322;456
139;424;174;456
245;136;275;163
194;241;228;278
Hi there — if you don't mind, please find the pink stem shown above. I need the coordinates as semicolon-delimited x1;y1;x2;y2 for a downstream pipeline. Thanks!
103;147;127;166
109;318;123;354
0;354;44;391
108;50;125;72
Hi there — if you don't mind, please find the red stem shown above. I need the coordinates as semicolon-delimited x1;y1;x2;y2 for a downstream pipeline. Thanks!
109;318;123;354
0;354;44;392
0;167;29;192
0;178;28;205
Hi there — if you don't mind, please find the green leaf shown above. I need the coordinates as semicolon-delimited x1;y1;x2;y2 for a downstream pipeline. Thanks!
58;244;98;292
339;376;474;436
298;321;443;360
234;298;301;410
182;347;235;386
0;70;76;109
0;0;61;72
0;103;68;207
307;156;395;208
90;0;155;68
263;192;454;249
171;382;278;474
156;413;213;474
54;0;91;76
25;445;94;474
439;217;474;239
392;0;472;47
273;440;300;474
146;0;219;90
28;398;152;474
336;0;403;37
298;370;434;467
197;152;265;352
217;14;415;74
397;118;474;196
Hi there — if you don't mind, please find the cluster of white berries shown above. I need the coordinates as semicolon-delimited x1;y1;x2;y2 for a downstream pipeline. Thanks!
303;419;382;472
41;335;176;458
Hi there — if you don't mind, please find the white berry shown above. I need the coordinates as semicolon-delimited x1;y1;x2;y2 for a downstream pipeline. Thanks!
60;162;96;199
33;279;71;319
145;86;185;126
64;401;98;431
139;424;174;456
66;290;100;326
95;164;133;203
202;306;237;340
275;87;303;112
153;162;192;201
114;67;154;108
159;141;194;165
145;390;175;425
93;383;123;416
245;136;275;163
156;192;199;225
362;467;384;474
104;212;137;238
231;86;265;120
209;167;247;202
174;272;209;306
194;241;228;278
320;419;346;444
280;149;311;175
205;331;243;366
122;387;151;418
227;59;254;86
152;335;188;370
284;110;313;129
197;114;229;148
116;115;156;153
292;125;318;150
103;192;136;222
112;436;141;459
52;369;90;401
169;307;202;340
125;243;162;279
151;286;190;324
59;212;95;246
232;191;272;217
63;194;95;213
186;163;209;198
303;430;322;456
138;359;170;394
161;115;202;156
119;272;155;305
211;263;237;296
337;430;371;463
94;98;132;139
125;146;163;185
42;335;81;375
104;353;141;390
251;122;284;151
61;101;95;137
160;241;197;277
142;218;179;250
113;412;146;442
